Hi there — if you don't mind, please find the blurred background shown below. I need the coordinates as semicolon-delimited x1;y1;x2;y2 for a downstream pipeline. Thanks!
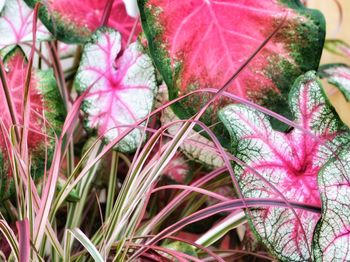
308;0;350;125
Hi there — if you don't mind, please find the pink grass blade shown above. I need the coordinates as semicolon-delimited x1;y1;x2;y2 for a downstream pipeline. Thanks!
0;219;19;260
324;39;350;58
17;219;30;262
0;47;64;200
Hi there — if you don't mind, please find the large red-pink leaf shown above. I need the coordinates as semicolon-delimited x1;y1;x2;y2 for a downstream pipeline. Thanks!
0;0;50;49
218;71;350;261
74;28;157;152
319;64;350;101
324;39;350;58
0;47;65;200
313;149;350;261
24;0;141;46
138;0;325;139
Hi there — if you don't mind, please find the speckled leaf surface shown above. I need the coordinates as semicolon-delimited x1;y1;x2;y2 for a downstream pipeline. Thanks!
24;0;140;46
0;0;50;49
313;149;350;261
319;64;350;101
138;0;325;141
218;71;349;261
0;47;65;200
74;28;157;152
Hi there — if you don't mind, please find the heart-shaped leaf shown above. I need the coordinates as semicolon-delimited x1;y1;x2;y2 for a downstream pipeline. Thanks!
0;47;65;200
24;0;140;46
74;28;157;152
319;64;350;101
138;0;325;141
0;0;50;49
313;149;350;261
324;39;350;58
218;71;349;261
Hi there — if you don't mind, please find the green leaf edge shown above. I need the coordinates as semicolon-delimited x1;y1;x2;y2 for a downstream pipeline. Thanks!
24;0;92;44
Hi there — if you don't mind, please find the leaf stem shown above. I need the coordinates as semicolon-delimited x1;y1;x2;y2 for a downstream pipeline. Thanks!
0;58;20;142
100;0;115;27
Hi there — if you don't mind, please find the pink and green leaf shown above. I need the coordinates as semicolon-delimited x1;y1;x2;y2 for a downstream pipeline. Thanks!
74;28;157;152
0;47;65;200
319;64;350;101
138;0;325;140
313;148;350;261
218;71;350;261
24;0;141;46
0;0;50;49
324;39;350;58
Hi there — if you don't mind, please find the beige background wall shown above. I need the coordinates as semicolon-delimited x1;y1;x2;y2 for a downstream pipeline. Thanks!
308;0;350;125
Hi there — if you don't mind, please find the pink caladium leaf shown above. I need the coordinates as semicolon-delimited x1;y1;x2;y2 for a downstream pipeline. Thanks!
163;153;190;184
24;0;141;46
313;149;350;261
138;0;325;140
0;0;50;49
319;64;350;101
0;47;65;200
218;71;350;261
324;39;350;58
74;28;157;152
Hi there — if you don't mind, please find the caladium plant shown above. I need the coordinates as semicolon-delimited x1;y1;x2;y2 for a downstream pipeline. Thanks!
319;64;350;101
0;0;50;49
313;148;350;261
24;0;140;46
138;0;325;142
0;47;65;200
218;71;350;261
74;27;157;152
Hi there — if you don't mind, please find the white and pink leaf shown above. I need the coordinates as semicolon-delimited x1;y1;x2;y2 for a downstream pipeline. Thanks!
75;28;157;152
218;71;350;261
313;149;350;261
0;0;50;49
